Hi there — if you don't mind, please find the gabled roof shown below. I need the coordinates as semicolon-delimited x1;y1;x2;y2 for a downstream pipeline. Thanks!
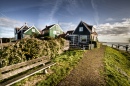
18;23;29;33
42;24;63;32
24;25;41;34
72;21;93;34
82;21;93;33
42;24;55;31
15;27;20;30
66;30;74;35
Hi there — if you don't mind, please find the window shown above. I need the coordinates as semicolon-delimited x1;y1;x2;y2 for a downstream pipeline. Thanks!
80;35;87;42
32;29;35;32
53;31;56;34
79;27;83;32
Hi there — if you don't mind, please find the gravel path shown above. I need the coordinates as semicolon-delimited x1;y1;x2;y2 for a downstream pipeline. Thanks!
57;47;106;86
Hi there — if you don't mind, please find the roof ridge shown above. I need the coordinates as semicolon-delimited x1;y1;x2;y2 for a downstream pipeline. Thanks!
82;22;92;33
82;21;92;26
42;24;55;31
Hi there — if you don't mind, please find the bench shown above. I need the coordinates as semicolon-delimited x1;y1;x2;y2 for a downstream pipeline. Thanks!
0;56;56;86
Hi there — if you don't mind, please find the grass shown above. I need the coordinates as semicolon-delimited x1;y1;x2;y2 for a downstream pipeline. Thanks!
36;50;84;86
104;46;130;86
10;50;84;86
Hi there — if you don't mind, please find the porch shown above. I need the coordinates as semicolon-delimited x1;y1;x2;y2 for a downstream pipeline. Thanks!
67;35;91;49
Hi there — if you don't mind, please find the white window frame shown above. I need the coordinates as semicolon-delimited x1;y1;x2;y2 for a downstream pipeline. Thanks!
79;27;83;32
32;29;35;32
53;31;56;34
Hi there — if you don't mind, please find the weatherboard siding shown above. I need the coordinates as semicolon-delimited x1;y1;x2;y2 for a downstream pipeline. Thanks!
73;22;91;35
24;27;40;35
72;22;91;44
49;25;63;38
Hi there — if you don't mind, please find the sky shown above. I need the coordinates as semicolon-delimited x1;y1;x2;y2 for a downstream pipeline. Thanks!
0;0;130;42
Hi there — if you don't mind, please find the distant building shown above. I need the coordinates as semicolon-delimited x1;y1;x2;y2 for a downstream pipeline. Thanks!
42;24;63;38
66;30;74;35
14;23;41;40
66;21;98;48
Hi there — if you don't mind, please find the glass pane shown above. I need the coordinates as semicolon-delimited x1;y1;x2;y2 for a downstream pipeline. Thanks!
80;36;87;42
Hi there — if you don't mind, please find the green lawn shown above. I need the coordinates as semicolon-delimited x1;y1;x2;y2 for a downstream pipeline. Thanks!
104;46;130;86
37;50;84;86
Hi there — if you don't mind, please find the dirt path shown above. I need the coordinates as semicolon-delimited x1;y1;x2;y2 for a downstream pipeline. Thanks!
57;46;106;86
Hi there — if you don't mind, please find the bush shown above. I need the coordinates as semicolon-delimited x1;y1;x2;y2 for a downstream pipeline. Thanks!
1;38;66;67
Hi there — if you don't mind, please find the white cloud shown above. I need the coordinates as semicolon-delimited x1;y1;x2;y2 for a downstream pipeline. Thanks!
91;0;99;25
49;0;62;24
96;18;130;42
0;17;23;28
0;17;24;38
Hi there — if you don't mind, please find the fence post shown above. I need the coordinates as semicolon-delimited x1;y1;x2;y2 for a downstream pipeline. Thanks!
125;45;128;52
0;38;3;50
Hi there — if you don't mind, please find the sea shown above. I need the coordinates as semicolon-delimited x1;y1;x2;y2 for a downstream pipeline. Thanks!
102;42;130;52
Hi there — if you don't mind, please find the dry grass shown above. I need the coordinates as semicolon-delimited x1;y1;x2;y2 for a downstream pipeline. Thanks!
57;46;106;86
0;43;14;47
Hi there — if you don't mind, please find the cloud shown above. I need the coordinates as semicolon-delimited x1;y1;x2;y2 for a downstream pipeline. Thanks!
91;0;99;25
96;18;130;42
0;17;24;37
97;19;130;36
49;0;62;23
0;17;23;28
49;0;78;23
60;22;76;32
106;18;115;21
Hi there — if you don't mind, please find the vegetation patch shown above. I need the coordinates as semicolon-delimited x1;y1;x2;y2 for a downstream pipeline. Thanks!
104;46;130;86
0;38;66;67
37;50;84;86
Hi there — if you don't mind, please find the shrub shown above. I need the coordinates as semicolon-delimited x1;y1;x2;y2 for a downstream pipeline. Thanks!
0;38;66;67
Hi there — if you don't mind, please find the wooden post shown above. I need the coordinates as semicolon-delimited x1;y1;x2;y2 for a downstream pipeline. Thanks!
10;38;11;45
90;34;92;50
0;38;2;50
125;45;128;52
112;44;113;48
117;44;120;49
0;38;2;68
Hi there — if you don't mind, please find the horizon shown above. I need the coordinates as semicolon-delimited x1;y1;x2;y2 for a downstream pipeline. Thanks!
0;0;130;42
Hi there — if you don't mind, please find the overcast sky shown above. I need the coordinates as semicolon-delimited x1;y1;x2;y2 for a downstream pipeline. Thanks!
0;0;130;42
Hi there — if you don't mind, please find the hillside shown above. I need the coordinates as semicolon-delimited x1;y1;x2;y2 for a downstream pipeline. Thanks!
104;47;130;86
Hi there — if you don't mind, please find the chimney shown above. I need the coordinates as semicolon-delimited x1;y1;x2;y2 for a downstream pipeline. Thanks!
25;22;27;26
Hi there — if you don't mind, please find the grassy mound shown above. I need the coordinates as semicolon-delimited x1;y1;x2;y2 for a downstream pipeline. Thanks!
104;46;130;86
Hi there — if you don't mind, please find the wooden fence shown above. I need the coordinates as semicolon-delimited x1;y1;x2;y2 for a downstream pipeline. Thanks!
111;44;130;52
